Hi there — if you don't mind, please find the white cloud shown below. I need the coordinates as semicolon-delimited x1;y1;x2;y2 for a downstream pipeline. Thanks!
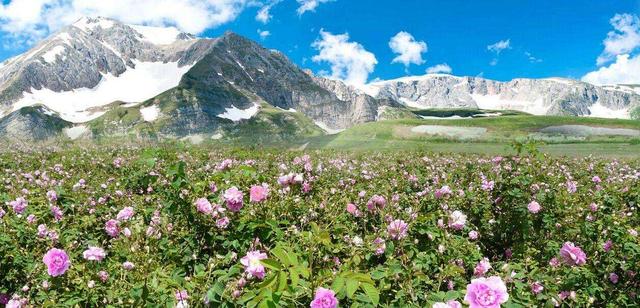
525;51;542;63
0;0;248;46
296;0;333;16
256;0;281;24
257;29;270;39
582;54;640;85
596;14;640;65
425;63;452;74
487;39;511;54
389;31;427;67
312;30;377;85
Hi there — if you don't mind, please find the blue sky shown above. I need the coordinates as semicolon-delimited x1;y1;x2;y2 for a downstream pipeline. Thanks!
1;0;640;84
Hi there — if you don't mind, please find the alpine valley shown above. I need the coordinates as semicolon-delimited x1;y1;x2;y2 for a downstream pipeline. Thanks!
1;17;639;141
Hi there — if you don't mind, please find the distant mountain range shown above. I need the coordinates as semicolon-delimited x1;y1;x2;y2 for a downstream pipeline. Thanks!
0;17;638;141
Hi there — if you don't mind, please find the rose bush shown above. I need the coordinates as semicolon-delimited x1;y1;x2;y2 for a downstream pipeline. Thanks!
0;146;638;306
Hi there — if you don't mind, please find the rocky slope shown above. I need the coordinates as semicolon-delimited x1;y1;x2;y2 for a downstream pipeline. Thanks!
357;75;640;118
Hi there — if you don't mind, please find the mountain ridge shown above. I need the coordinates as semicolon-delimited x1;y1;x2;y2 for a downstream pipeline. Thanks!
0;17;638;141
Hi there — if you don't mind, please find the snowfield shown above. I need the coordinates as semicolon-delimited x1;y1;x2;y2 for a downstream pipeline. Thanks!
13;60;193;123
217;104;260;122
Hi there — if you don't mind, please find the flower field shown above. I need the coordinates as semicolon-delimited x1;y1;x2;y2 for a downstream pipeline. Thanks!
0;146;638;307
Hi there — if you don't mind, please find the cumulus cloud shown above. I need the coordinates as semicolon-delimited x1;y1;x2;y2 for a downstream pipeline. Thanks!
487;39;511;54
256;0;281;24
296;0;333;16
425;63;452;74
596;13;640;65
582;54;640;85
583;13;640;85
0;0;248;46
389;31;427;67
312;30;377;85
257;29;270;39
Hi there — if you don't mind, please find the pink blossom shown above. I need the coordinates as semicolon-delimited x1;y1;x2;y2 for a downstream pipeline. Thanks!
474;258;492;276
175;289;189;301
240;250;268;279
559;242;587;266
346;203;358;216
433;300;462;308
464;276;509;308
367;195;386;211
223;187;244;212
591;175;601;183
310;287;338;308
105;219;120;237
531;281;544;294
83;247;106;261
249;184;269;203
122;261;135;270
46;190;58;202
51;206;63;221
387;219;408;240
216;217;230;229
10;197;27;214
42;248;71;277
603;240;613;252
435;185;452;199
527;201;541;214
609;273;619;284
373;237;386;255
469;230;479;240
448;210;467;230
195;198;213;214
98;271;109;282
116;207;135;221
566;180;577;194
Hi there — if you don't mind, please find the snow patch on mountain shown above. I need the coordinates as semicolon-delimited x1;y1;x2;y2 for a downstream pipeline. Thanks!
13;60;193;123
64;125;88;140
130;25;182;45
74;17;115;32
470;94;549;115
217;104;260;122
42;46;66;64
588;103;629;119
140;105;160;122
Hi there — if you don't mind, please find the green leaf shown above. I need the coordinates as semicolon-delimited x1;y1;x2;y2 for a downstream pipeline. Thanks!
260;259;282;271
346;278;359;298
332;276;346;293
361;283;380;306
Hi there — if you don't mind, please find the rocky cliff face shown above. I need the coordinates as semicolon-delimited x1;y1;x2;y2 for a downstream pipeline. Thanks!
0;106;71;140
359;75;640;118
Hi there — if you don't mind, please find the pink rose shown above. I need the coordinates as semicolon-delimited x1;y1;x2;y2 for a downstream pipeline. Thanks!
42;248;71;277
83;247;106;261
474;258;492;277
105;219;120;238
464;276;509;308
240;250;268;279
310;287;338;308
387;219;408;240
195;198;213;214
249;184;269;203
223;187;244;212
116;207;135;221
448;210;467;230
433;300;462;308
559;242;587;266
527;201;541;214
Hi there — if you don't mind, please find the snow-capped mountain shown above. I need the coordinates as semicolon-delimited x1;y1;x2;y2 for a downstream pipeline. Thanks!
0;17;212;123
355;75;640;119
0;17;638;141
